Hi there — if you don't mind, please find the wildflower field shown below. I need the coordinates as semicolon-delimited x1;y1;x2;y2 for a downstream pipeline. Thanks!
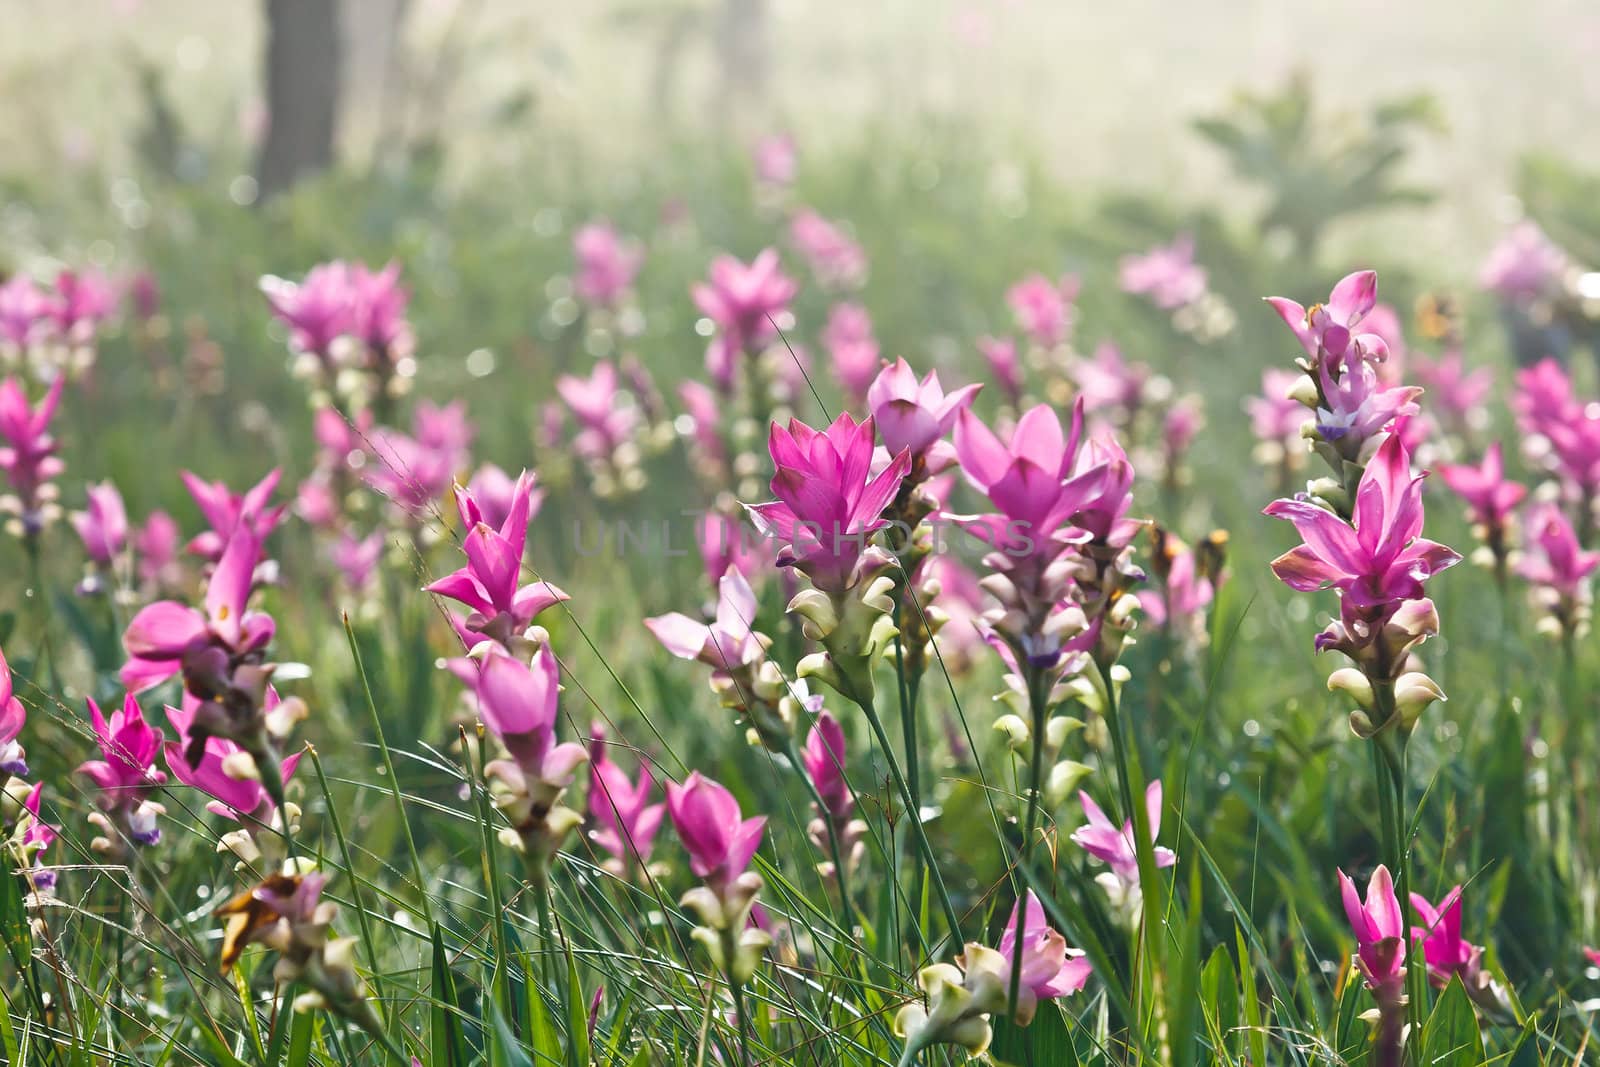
7;8;1600;1065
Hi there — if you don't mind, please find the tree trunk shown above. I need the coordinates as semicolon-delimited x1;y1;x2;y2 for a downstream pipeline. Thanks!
256;0;344;199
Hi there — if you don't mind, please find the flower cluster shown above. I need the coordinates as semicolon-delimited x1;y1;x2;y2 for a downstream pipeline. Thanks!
261;260;415;409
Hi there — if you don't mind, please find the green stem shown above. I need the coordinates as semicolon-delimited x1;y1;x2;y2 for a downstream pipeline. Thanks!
892;621;924;951
730;974;756;1066
1008;664;1050;1022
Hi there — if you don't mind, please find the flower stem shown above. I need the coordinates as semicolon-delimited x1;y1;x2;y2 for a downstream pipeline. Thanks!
730;973;756;1066
1008;663;1050;1024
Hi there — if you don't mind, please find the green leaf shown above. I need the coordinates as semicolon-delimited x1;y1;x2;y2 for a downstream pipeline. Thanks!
431;924;472;1067
1421;978;1480;1067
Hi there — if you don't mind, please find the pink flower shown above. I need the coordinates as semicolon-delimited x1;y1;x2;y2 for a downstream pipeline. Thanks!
413;400;475;460
1071;436;1140;547
1266;270;1386;365
1339;865;1405;994
573;221;644;309
692;250;798;390
1436;443;1526;528
1480;222;1567;302
181;469;287;562
802;710;851;820
977;336;1023;405
1007;273;1077;348
163;692;303;821
1513;358;1578;439
753;134;797;186
1073;343;1148;416
1312;358;1420;454
426;470;568;646
72;481;129;564
0;644;28;777
1409;887;1483;990
666;771;766;887
1247;369;1308;447
121;520;274;692
696;513;765;585
1163;396;1204;460
646;568;766;672
789;209;867;290
347;261;412;354
1518;502;1600;599
1265;435;1459;615
0;275;48;348
0;375;66;529
952;402;1095;549
1413;348;1491;425
473;647;587;783
261;262;354;357
557;361;640;461
1359;303;1409;382
49;268;119;342
989;890;1092;1022
129;270;161;322
365;429;460;516
467;464;539;534
678;381;726;471
77;694;166;824
330;529;384;592
747;413;910;592
866;358;980;466
1070;780;1176;883
1119;234;1206;310
136;510;182;590
1545;409;1600;496
1138;540;1215;628
588;727;664;868
822;302;880;401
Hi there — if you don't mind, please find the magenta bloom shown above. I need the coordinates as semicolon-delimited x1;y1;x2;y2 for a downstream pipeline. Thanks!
427;471;566;645
1266;270;1386;365
1339;865;1405;994
646;568;765;672
692;250;798;390
1410;887;1482;989
953;402;1097;547
1264;435;1459;613
473;647;587;782
1519;503;1600;599
866;358;981;466
0;375;66;526
678;381;726;471
696;513;765;585
1513;358;1578;439
991;890;1092;1021
0;645;28;777
822;302;880;401
330;529;384;592
1070;780;1176;883
1119;234;1206;310
49;268;119;342
78;694;166;816
365;428;460;516
346;261;411;354
181;469;287;562
573;222;644;309
1073;343;1148;416
72;480;129;565
1007;273;1076;348
136;510;182;590
1546;410;1600;497
1247;368;1308;447
0;275;48;348
1138;541;1215;628
121;521;274;692
802;710;852;821
261;262;354;357
789;209;868;290
977;336;1023;405
163;693;303;821
556;361;640;461
1413;348;1491;425
1312;358;1420;451
588;727;664;867
1480;222;1567;302
467;463;539;534
747;413;910;592
1436;443;1526;528
666;771;766;887
752;134;797;186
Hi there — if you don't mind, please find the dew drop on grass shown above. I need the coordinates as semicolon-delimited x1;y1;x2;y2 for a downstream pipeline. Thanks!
1242;719;1260;737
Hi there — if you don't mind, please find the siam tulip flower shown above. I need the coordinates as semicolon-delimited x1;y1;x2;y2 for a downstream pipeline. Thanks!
1339;865;1407;1002
952;402;1094;556
1073;343;1149;420
1412;347;1491;429
865;357;980;475
466;463;536;534
181;469;288;563
426;470;567;647
556;361;641;463
678;381;726;478
1358;303;1409;383
752;134;797;186
260;262;354;360
692;250;798;392
1247;369;1310;456
0;645;28;777
72;480;129;566
1071;780;1176;886
365;428;461;517
1266;270;1386;367
1480;221;1567;303
0;275;48;350
894;890;1089;1058
136;510;183;592
330;529;384;593
801;710;865;882
345;261;411;356
977;336;1023;406
821;302;880;401
666;771;766;891
1007;273;1077;348
128;270;161;322
646;568;767;674
1071;435;1141;548
1138;532;1217;632
1311;357;1421;461
921;554;987;672
696;512;765;585
49;268;119;343
0;375;66;535
747;413;910;593
5;781;58;895
573;221;644;310
788;209;868;290
1518;502;1600;639
1545;409;1600;503
1512;357;1578;441
587;726;664;875
164;692;305;824
1437;443;1526;563
413;400;476;462
1409;887;1485;991
77;694;167;850
1119;233;1207;310
313;405;372;470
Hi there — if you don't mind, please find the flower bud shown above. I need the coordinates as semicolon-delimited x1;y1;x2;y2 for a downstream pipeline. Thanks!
1394;672;1446;729
1326;668;1374;709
